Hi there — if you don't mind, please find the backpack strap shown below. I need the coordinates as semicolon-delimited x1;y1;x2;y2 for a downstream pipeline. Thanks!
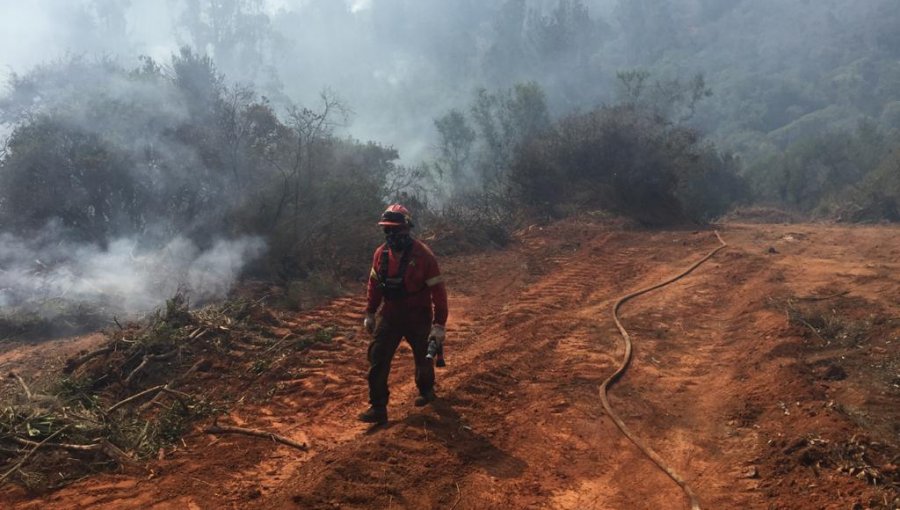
378;244;416;299
395;246;414;281
378;243;390;283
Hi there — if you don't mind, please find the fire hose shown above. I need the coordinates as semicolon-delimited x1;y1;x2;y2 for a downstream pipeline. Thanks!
599;231;727;510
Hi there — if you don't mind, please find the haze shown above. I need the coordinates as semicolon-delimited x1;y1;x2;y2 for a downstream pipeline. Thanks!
1;0;897;323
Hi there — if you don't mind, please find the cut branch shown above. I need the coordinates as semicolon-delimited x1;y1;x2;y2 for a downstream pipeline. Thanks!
138;358;205;412
124;349;179;384
264;332;295;354
159;387;192;409
124;357;151;385
97;438;139;467
64;346;113;374
451;482;462;510
7;372;32;400
204;421;308;451
0;426;68;484
795;316;829;344
107;385;166;413
11;437;137;467
795;291;850;302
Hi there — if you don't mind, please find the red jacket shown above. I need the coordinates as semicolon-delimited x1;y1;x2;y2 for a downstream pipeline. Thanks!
366;239;448;326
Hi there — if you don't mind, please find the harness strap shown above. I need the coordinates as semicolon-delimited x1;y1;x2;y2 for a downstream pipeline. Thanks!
378;243;421;300
378;243;390;282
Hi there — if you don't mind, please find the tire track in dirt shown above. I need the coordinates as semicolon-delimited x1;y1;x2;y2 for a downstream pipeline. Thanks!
240;230;597;507
546;231;744;509
575;227;897;509
206;294;383;501
3;231;733;509
5;241;533;510
265;228;710;509
573;242;772;509
9;221;897;509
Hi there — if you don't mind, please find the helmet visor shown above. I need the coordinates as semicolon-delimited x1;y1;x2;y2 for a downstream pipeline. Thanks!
377;210;410;227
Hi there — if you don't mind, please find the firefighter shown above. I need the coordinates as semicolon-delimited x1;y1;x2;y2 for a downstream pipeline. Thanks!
359;204;448;425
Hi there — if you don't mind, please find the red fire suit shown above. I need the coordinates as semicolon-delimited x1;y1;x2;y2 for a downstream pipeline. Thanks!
365;239;447;406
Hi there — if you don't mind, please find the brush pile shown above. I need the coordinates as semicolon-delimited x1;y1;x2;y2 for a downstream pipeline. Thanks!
0;294;287;492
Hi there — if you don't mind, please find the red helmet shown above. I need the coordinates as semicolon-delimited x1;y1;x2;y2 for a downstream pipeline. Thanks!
378;204;414;228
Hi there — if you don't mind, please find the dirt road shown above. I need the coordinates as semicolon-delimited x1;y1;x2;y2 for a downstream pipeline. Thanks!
2;219;898;509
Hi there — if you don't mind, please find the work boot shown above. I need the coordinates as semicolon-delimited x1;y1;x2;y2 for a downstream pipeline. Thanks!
414;390;437;407
358;406;388;425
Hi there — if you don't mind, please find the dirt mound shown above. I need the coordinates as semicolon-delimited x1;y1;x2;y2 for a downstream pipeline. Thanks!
2;220;899;509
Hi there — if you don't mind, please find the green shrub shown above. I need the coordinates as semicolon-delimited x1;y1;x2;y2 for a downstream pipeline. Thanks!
508;104;746;224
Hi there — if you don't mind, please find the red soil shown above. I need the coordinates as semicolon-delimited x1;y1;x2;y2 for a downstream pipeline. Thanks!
1;219;898;509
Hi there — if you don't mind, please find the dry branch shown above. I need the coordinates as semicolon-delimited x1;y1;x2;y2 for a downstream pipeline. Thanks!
794;315;829;344
795;291;850;301
158;387;192;409
204;421;308;451
124;358;151;385
106;385;166;413
138;358;205;412
11;436;137;467
64;346;114;374
264;332;295;354
451;482;462;510
124;349;179;384
97;438;139;467
7;372;32;400
0;426;68;484
0;296;270;489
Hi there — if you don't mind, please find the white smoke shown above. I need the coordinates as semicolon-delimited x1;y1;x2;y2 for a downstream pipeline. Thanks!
0;223;266;315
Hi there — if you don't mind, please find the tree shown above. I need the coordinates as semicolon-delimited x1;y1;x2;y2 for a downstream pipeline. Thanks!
526;0;608;108
482;0;530;87
614;0;679;65
175;0;282;89
616;70;712;123
0;50;410;290
433;109;476;193
0;119;139;243
281;91;351;242
747;121;889;212
470;82;551;187
507;102;745;224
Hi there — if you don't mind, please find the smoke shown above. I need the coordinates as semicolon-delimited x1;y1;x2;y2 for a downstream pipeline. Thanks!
2;0;896;162
0;45;277;325
0;222;266;315
0;0;896;326
0;0;614;164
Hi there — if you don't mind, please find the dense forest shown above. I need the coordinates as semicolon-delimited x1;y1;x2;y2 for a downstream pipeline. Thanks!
1;0;898;328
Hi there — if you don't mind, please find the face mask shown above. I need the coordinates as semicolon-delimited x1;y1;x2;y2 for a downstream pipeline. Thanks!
385;231;412;251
